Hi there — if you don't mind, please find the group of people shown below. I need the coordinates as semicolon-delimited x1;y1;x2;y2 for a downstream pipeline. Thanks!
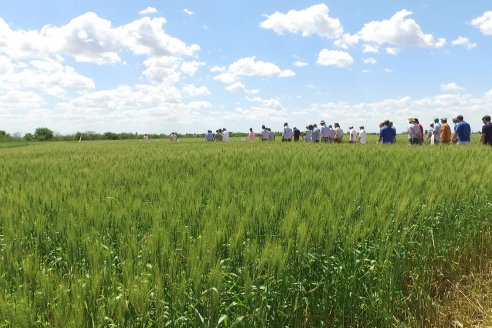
201;114;492;146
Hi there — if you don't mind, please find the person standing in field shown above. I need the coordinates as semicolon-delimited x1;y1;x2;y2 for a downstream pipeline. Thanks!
428;123;435;144
143;134;149;141
247;128;256;142
379;120;396;144
407;118;421;145
328;125;336;143
268;128;275;141
305;125;313;142
222;128;230;142
170;132;178;143
320;121;330;143
480;115;492;145
414;118;424;144
440;118;451;144
432;118;441;144
358;126;367;144
215;129;223;142
261;125;269;141
293;127;301;142
205;130;214;141
348;126;357;143
390;122;396;143
312;124;320;143
282;123;292;142
334;123;343;143
452;115;471;145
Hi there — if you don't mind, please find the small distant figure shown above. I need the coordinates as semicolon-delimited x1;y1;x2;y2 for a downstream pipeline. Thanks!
414;118;424;144
215;129;223;142
170;132;178;143
282;123;292;142
428;123;435;144
261;125;269;141
293;127;301;142
440;118;451;144
334;123;343;143
328;125;336;143
348;126;357;143
407;118;421;145
312;124;320;143
320;121;330;143
358;126;367;144
433;118;441;144
222;128;230;142
452;115;471;145
480;115;492;145
268;128;275;141
379;120;396;144
205;130;214;141
305;125;313;142
247;128;256;142
143;134;149;141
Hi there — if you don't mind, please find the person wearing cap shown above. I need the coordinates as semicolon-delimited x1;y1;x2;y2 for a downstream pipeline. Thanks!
293;127;301;141
320;121;330;143
205;130;214;141
479;115;492;145
358;126;367;144
407;118;421;145
247;128;256;142
282;123;292;142
348;126;357;143
452;115;471;145
379;120;396;144
440;118;451;144
432;118;441;144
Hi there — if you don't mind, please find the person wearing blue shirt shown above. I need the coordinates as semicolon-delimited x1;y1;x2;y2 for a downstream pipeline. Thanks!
379;120;396;144
452;115;471;144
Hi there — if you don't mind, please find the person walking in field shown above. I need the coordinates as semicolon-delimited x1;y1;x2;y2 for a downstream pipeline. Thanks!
247;128;256;142
432;118;441;144
205;130;214;141
320;121;330;143
440;118;451;144
379;120;396;144
358;126;367;144
452;115;471;145
348;126;357;143
282;123;292;142
407;118;421;145
293;127;301;141
261;125;269;141
334;123;343;143
170;132;178;143
480;115;492;145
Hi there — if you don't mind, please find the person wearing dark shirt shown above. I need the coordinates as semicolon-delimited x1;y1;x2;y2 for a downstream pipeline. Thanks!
379;120;396;144
480;115;492;145
293;127;301;141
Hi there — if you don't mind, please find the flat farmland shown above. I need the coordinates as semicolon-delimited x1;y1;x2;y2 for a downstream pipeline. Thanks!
1;139;491;327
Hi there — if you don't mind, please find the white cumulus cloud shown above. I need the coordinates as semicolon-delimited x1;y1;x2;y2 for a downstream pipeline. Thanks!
214;56;295;84
260;4;343;38
362;57;377;65
183;9;195;16
139;7;158;16
182;84;211;97
452;36;477;49
472;11;492;35
440;83;465;93
224;82;259;94
181;60;205;76
293;60;309;67
317;49;353;68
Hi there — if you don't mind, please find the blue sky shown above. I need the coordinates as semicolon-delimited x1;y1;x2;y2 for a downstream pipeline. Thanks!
0;1;491;134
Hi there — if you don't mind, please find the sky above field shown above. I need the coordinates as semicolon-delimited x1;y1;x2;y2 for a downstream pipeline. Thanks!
1;1;491;134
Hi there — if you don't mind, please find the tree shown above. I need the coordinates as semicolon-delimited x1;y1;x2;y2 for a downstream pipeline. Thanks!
34;127;54;141
24;133;34;141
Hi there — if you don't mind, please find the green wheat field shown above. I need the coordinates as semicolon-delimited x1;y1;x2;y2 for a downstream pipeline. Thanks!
1;137;491;327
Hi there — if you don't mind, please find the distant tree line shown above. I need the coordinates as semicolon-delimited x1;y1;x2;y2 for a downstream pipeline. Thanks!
0;128;249;142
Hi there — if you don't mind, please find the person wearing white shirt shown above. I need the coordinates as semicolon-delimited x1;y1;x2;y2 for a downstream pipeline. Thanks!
358;126;367;144
282;123;292;142
320;121;330;143
334;123;343;143
222;128;230;142
328;125;336;143
348;126;357;143
261;125;269;141
304;125;313;142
